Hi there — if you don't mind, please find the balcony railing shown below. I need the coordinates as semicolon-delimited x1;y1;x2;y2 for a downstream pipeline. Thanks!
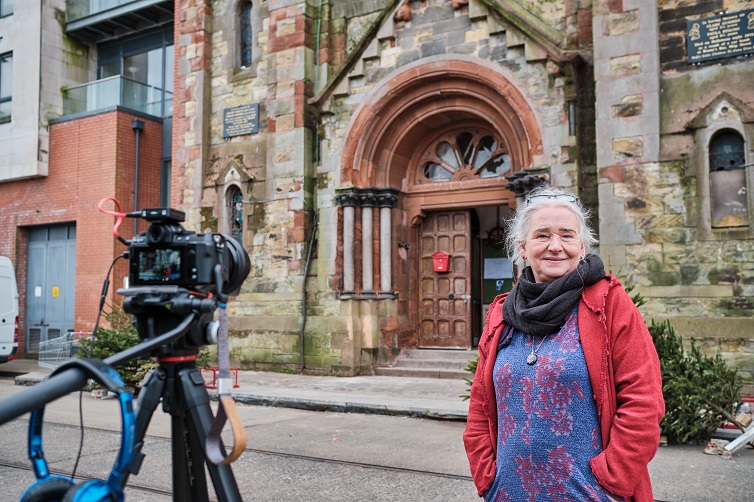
62;76;173;119
67;0;164;22
66;1;173;42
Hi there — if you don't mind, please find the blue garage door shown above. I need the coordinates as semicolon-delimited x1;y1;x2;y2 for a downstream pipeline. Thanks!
26;224;76;353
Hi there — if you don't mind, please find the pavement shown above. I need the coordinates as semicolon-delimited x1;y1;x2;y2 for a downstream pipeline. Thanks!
1;358;470;421
3;358;754;502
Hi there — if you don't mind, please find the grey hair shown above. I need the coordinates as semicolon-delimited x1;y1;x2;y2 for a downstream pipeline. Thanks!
505;185;598;264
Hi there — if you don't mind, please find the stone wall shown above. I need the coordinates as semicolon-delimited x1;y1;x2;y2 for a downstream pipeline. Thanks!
174;0;754;381
597;1;754;386
174;0;595;374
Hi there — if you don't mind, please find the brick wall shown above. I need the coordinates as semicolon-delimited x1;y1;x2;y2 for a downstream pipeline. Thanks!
0;110;162;356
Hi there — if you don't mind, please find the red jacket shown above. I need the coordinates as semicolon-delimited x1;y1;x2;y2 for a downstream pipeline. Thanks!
463;275;664;501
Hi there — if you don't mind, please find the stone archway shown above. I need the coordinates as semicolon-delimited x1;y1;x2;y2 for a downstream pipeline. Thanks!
341;55;544;192
337;55;543;352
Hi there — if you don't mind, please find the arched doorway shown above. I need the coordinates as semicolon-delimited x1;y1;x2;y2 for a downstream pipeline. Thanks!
338;55;543;350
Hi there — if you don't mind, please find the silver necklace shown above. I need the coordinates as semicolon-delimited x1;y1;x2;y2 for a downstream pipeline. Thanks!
526;334;549;365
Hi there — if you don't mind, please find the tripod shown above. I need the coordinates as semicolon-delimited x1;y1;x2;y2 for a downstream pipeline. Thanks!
121;287;243;502
131;356;241;501
0;288;244;502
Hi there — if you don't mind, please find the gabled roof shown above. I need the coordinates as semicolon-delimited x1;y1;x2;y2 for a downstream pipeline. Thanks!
685;92;754;129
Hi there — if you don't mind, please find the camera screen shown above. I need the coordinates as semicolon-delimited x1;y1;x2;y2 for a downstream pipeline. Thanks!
135;248;182;283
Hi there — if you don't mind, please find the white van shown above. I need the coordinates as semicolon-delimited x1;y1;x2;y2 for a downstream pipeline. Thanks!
0;256;19;363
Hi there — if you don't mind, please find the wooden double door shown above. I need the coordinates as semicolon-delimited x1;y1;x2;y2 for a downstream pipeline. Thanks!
418;210;481;349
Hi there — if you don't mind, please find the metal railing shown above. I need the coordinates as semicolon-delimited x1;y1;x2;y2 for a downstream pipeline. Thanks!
67;0;140;22
62;75;173;118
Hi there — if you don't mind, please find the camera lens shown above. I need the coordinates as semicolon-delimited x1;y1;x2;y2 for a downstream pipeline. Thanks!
223;235;250;296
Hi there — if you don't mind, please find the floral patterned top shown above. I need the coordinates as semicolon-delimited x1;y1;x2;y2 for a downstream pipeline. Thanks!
485;306;621;502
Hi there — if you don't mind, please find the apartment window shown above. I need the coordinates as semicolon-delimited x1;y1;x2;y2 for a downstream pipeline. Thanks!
99;30;174;117
0;52;11;124
0;0;13;18
239;1;253;68
709;130;748;227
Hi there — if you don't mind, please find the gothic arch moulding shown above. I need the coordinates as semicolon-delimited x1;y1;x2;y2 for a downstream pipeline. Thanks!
340;55;545;192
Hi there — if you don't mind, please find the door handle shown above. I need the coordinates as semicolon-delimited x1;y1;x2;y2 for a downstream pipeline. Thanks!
448;294;470;303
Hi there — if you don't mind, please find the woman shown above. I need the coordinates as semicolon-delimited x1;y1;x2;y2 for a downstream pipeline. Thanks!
463;186;664;502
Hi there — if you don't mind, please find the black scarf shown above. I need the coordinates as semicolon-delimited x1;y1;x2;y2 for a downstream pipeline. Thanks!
502;254;606;337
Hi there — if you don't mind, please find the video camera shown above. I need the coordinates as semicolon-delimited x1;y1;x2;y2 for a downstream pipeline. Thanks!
117;207;251;352
128;208;250;298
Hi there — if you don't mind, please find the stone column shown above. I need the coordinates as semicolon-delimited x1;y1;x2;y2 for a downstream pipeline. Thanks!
360;191;375;293
593;1;660;269
377;190;398;293
337;193;357;292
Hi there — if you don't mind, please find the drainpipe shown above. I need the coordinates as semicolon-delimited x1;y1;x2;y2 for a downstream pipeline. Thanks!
132;119;145;237
299;209;319;373
298;0;324;372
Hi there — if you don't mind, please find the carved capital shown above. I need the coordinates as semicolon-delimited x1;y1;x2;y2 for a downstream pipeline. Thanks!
336;192;359;207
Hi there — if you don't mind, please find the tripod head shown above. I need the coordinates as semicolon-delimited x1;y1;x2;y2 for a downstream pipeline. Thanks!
119;286;220;359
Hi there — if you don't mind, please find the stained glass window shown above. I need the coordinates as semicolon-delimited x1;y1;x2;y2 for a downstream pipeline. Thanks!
709;130;748;227
227;186;244;240
240;1;253;68
420;130;511;183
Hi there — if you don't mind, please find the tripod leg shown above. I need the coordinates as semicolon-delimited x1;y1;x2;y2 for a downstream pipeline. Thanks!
177;365;243;502
127;367;166;479
158;363;211;502
172;401;211;501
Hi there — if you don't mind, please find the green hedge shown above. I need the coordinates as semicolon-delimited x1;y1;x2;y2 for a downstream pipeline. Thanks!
80;304;157;391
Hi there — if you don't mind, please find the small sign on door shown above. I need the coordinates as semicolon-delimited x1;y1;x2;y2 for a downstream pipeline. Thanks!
52;287;59;298
484;258;513;279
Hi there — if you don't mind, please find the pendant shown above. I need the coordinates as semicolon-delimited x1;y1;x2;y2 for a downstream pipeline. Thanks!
526;352;537;365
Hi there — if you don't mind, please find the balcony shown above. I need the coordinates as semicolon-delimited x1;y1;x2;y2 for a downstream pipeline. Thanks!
66;0;173;42
62;76;173;119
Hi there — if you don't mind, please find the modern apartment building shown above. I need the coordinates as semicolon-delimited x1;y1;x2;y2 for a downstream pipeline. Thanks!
0;0;173;355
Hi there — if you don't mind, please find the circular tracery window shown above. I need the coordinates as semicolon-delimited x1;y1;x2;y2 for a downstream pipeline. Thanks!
420;130;511;183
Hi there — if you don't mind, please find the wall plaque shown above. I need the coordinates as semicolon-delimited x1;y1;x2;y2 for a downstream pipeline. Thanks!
223;103;259;138
687;9;754;63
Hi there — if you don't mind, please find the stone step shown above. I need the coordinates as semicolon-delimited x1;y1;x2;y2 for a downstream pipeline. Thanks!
403;349;478;361
394;358;470;369
375;348;478;380
373;366;470;380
